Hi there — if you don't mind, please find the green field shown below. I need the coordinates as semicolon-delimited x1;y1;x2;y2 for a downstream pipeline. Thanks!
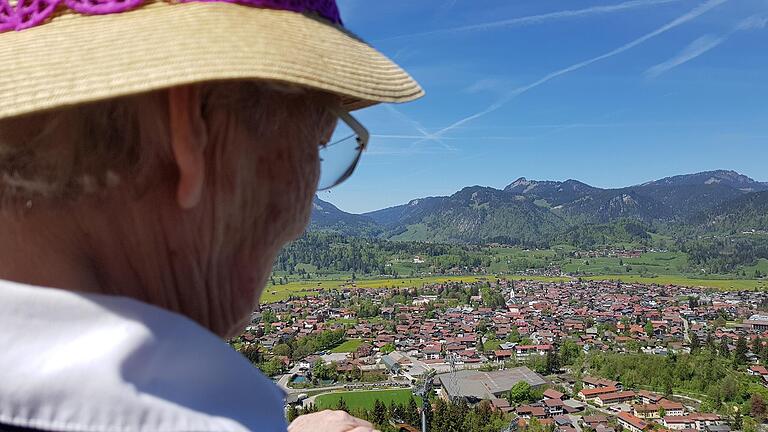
315;389;420;411
260;275;569;303
562;251;690;276
583;275;767;291
263;248;767;303
330;339;364;353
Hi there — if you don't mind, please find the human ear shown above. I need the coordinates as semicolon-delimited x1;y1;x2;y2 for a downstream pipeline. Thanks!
168;85;208;209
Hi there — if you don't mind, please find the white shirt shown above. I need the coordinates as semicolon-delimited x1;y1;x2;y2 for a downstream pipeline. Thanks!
0;279;287;432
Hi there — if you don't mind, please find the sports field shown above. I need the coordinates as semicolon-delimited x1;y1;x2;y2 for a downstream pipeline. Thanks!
315;389;420;411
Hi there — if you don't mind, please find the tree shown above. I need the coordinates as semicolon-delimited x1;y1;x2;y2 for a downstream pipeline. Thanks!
287;404;300;423
734;336;748;366
690;332;700;354
546;346;561;374
658;407;667;418
336;397;348;413
688;296;699;309
431;398;448;432
559;340;581;366
372;399;387;426
380;343;395;354
406;396;420;426
508;381;532;404
719;337;730;357
750;393;766;421
752;336;762;356
272;343;292;358
237;343;262;364
258;357;285;377
644;321;654;336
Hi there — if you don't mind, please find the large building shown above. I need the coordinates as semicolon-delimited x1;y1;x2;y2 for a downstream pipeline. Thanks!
437;366;545;401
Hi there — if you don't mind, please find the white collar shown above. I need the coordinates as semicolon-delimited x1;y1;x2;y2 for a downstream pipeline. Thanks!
0;279;286;432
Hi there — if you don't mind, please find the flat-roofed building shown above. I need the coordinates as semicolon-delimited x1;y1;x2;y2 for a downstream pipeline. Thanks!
438;366;546;401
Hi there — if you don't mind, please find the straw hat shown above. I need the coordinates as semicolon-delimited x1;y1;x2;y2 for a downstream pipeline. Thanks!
0;0;424;120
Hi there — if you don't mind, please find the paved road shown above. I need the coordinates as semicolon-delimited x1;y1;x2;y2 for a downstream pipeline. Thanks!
277;364;303;392
682;318;691;344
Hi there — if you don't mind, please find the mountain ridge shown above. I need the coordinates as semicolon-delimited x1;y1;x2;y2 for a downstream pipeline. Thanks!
311;170;768;244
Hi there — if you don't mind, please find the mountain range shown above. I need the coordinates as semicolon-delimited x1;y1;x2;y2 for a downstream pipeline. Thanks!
310;170;768;245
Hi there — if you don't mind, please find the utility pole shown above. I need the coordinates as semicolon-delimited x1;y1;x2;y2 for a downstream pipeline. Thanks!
414;370;436;432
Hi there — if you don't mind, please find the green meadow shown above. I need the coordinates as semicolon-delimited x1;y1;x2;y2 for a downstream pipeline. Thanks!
315;389;420;411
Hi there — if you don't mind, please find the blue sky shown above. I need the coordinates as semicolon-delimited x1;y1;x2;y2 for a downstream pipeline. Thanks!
322;0;768;214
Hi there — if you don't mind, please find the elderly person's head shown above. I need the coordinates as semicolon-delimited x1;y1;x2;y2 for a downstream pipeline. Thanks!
0;82;338;337
0;1;421;429
0;1;423;339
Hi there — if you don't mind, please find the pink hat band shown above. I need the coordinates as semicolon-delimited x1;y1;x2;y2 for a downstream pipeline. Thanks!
0;0;342;32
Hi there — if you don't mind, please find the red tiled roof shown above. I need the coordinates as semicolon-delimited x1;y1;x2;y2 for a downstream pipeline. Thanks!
618;413;650;430
579;386;618;397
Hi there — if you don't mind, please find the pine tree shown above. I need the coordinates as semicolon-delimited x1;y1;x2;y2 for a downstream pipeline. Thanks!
734;335;748;366
431;398;448;432
546;345;560;374
336;397;348;413
753;336;762;356
406;396;420;426
287;405;300;423
372;399;387;426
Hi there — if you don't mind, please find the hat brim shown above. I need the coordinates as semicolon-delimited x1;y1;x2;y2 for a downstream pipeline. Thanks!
0;1;424;119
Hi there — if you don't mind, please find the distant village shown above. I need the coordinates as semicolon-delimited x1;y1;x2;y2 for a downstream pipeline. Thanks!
235;278;768;432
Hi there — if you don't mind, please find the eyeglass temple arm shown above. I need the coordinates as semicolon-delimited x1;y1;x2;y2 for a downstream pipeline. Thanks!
333;108;369;151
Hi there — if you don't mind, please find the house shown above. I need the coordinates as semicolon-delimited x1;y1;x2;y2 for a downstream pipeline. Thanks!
544;389;567;400
544;398;565;416
490;398;515;414
582;376;621;389
494;349;514;362
578;386;619;401
517;405;547;419
748;365;768;379
595;391;636;407
582;415;609;429
423;344;442;360
691;413;724;430
663;416;698;430
617;413;651;432
637;390;663;405
633;400;685;418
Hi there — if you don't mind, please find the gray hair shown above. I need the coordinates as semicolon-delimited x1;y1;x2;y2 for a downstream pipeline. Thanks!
0;81;335;207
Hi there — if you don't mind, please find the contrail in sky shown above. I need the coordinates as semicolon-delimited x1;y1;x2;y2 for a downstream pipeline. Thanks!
378;0;686;42
646;14;768;77
421;0;729;143
384;105;456;152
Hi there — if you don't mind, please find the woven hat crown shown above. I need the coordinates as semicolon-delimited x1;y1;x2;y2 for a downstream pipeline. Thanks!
0;0;341;31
